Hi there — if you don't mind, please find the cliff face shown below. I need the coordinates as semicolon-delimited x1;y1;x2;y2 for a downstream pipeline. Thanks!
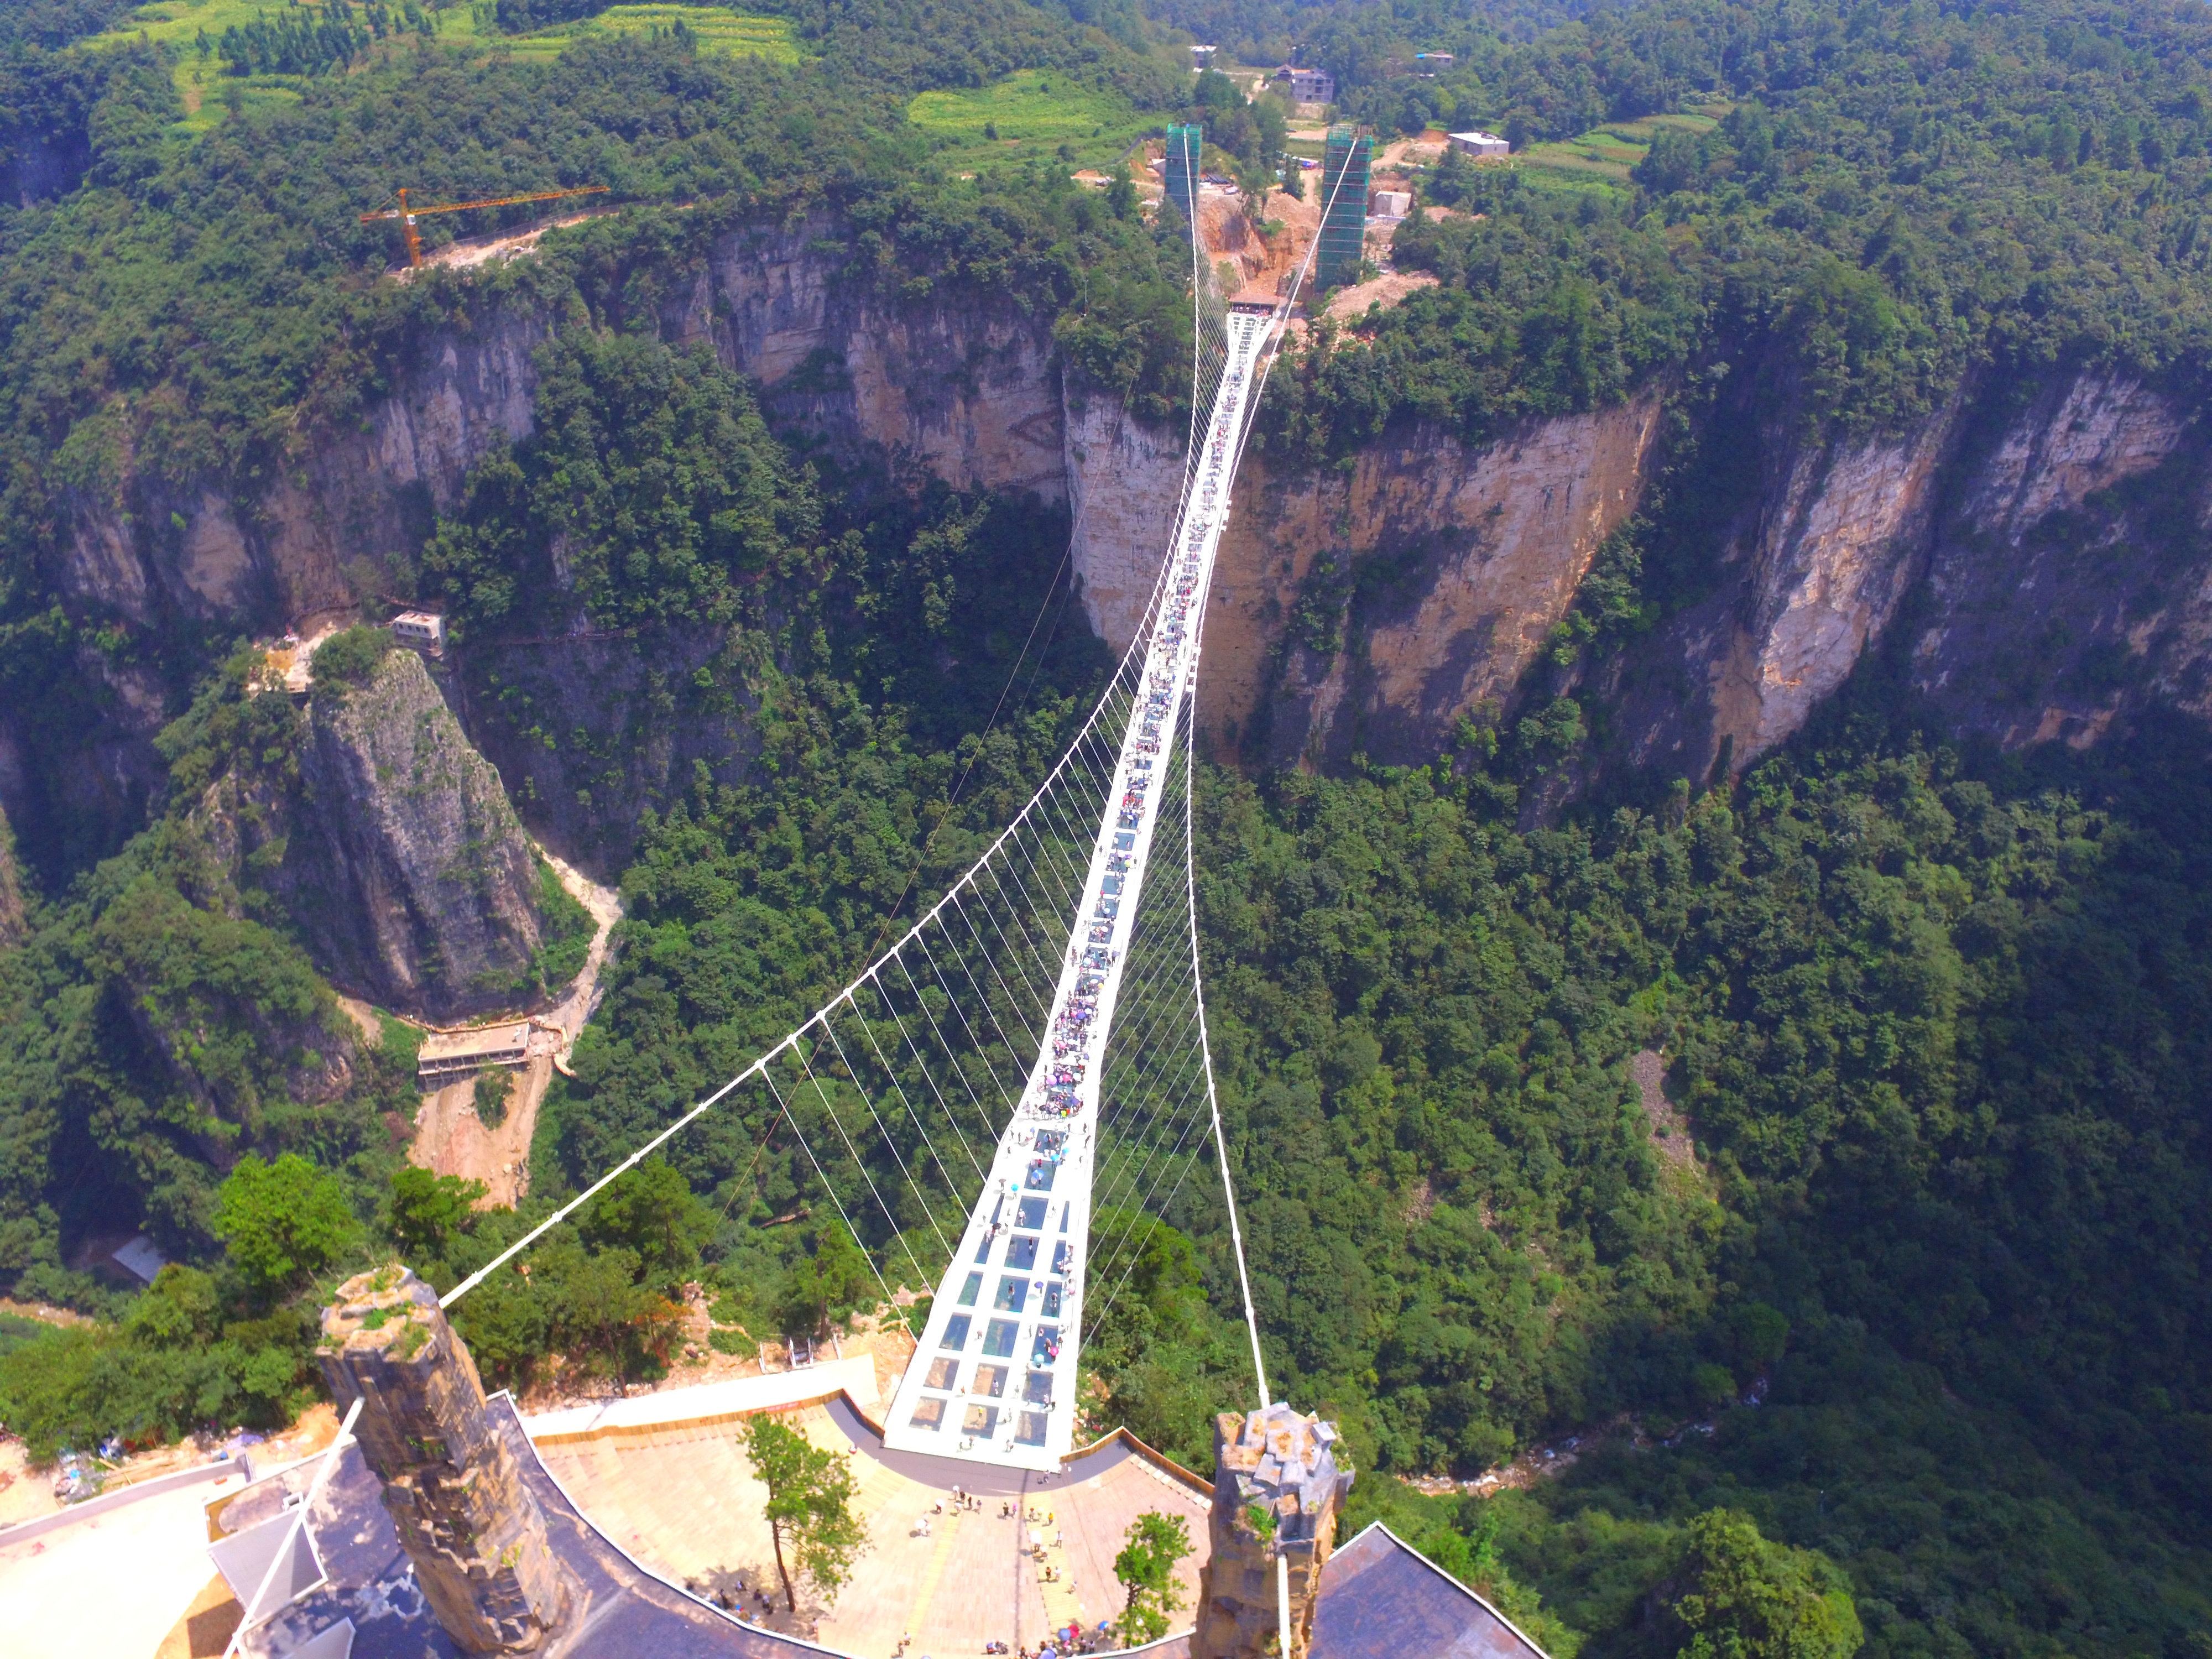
1592;369;2201;788
1910;373;2199;749
15;220;1069;875
1066;391;1189;656
666;218;1066;501
293;650;549;1021
1151;363;2208;793
55;311;549;634
24;209;2212;899
1065;392;1666;768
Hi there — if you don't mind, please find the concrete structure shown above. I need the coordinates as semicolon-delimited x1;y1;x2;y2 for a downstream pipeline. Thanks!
1272;66;1335;105
317;1266;565;1653
1165;124;1204;225
883;306;1281;1474
391;611;446;655
1317;126;1374;289
1449;131;1511;158
1371;190;1411;218
417;1020;530;1085
1192;1406;1352;1659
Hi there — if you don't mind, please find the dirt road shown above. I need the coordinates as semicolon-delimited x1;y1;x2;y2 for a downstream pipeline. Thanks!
407;847;622;1208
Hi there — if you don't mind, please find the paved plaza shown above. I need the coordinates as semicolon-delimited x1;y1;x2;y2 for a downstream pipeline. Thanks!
534;1400;1213;1657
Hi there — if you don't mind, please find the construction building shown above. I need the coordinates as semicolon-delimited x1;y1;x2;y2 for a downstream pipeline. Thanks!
1317;124;1374;290
1164;124;1203;225
416;1021;530;1086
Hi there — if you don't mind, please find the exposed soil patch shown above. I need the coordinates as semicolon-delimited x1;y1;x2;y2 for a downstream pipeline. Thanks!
1321;268;1439;325
333;994;383;1045
1632;1048;1701;1173
410;1056;550;1210
0;1296;95;1329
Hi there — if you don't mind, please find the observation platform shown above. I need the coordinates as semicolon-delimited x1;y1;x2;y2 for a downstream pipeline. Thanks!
533;1395;1213;1656
882;305;1281;1473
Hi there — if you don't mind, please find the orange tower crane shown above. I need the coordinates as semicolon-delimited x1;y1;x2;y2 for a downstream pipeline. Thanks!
359;185;610;268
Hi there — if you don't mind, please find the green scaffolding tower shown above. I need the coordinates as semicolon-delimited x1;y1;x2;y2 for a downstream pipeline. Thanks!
1317;123;1373;290
1164;123;1203;226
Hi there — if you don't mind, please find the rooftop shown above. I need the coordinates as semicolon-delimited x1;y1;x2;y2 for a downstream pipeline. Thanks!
416;1022;530;1067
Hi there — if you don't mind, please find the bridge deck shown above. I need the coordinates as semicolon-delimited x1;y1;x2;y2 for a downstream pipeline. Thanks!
880;309;1277;1471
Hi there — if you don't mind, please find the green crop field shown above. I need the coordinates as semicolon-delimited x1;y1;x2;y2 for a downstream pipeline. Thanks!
91;2;798;133
906;69;1149;175
1515;110;1723;186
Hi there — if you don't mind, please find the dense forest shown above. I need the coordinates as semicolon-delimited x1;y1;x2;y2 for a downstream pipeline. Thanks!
2;0;2212;1655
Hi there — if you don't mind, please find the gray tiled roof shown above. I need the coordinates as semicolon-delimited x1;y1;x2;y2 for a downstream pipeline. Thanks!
1311;1524;1551;1659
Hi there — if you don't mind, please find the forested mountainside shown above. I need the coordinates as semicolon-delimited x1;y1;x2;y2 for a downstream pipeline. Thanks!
4;0;2212;1655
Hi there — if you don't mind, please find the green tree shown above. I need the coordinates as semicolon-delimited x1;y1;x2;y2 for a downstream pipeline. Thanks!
1672;1510;1863;1659
775;1221;879;1335
387;1167;487;1265
212;1154;362;1295
1113;1510;1193;1644
309;625;393;694
581;1159;714;1292
124;1265;222;1348
739;1415;868;1613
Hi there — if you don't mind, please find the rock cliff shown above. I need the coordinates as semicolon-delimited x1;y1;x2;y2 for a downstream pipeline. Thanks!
662;218;1068;502
23;208;2212;893
55;310;549;633
13;219;1071;873
1589;368;2203;789
1108;361;2208;791
293;650;550;1021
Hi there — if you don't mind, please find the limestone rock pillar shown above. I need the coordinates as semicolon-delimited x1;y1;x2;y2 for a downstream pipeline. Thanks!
318;1265;566;1653
1192;1405;1353;1659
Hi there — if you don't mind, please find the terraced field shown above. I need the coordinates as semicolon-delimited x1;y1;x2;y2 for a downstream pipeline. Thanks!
90;1;798;133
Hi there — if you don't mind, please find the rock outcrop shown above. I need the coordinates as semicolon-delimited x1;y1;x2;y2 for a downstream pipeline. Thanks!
319;1265;567;1653
1193;1405;1353;1659
295;650;549;1021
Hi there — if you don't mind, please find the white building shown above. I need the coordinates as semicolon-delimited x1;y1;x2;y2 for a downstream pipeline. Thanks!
1371;189;1412;217
1449;130;1511;158
392;611;446;656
